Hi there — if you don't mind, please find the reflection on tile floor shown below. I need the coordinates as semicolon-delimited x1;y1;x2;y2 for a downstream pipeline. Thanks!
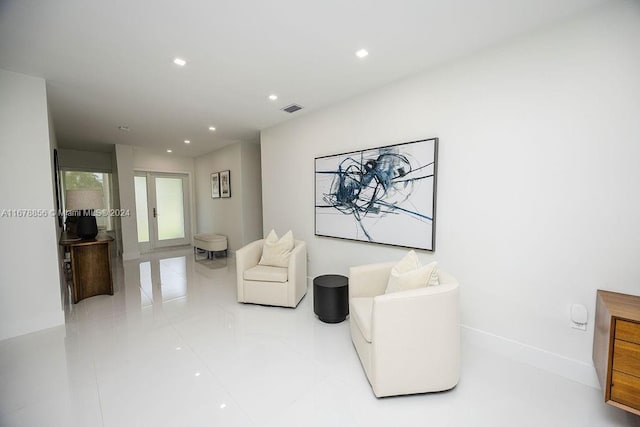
1;248;639;427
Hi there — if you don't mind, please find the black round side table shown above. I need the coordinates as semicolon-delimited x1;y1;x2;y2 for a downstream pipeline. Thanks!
313;274;349;323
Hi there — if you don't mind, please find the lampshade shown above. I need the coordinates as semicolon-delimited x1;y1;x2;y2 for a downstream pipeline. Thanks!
65;189;103;239
65;189;104;210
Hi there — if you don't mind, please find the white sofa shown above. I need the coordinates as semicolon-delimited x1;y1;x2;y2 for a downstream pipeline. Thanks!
236;239;307;308
349;261;460;397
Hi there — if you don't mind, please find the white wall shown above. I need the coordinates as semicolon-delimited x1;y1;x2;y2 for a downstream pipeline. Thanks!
132;147;195;174
240;143;263;245
194;142;262;252
115;144;138;259
48;94;67;307
261;1;640;383
0;69;64;340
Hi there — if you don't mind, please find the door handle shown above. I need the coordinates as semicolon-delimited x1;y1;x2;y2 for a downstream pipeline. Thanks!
153;207;157;218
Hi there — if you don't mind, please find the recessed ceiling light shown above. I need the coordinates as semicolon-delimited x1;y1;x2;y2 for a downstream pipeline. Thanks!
268;94;278;101
355;49;369;59
167;149;173;153
208;126;216;131
173;57;187;66
184;140;190;144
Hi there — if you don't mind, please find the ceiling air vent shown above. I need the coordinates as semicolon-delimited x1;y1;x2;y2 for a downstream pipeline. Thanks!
282;104;303;113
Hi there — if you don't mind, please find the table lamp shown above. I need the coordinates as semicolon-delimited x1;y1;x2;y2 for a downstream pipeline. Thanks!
65;189;104;239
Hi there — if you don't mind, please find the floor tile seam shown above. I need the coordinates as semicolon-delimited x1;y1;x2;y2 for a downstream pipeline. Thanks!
65;309;120;328
77;292;146;320
269;334;342;378
201;330;339;424
167;321;255;423
82;326;176;363
79;311;132;331
271;321;352;361
160;260;189;275
282;373;336;411
91;357;107;427
0;372;103;423
139;283;154;302
164;301;229;327
262;374;356;427
243;376;331;427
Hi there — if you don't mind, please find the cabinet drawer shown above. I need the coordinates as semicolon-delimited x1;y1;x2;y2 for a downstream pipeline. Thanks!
616;319;640;344
611;370;640;410
613;339;640;378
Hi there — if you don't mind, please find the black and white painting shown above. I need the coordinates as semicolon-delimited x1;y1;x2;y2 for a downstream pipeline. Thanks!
220;170;231;198
211;173;220;198
314;138;438;251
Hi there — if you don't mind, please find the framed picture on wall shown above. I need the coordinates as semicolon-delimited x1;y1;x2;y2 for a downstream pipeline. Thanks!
211;172;220;198
53;149;63;227
220;170;231;198
315;137;438;251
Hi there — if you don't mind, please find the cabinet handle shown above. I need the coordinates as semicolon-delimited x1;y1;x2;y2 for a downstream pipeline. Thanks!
153;208;157;218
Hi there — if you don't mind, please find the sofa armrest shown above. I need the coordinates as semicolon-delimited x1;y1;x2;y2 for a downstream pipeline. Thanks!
349;262;395;298
288;240;307;306
370;281;460;392
372;281;460;342
235;239;264;301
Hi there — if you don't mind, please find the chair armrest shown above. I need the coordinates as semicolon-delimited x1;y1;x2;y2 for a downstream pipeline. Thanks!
288;240;307;306
372;282;460;338
349;262;395;298
235;239;264;301
371;282;460;388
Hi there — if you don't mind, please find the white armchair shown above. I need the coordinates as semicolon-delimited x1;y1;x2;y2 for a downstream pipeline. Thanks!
349;261;460;397
236;239;307;308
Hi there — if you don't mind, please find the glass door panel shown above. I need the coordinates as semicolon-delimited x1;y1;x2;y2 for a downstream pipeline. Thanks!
134;176;150;243
134;172;190;252
155;177;185;241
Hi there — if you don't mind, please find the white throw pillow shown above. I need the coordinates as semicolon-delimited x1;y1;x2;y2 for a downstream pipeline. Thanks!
258;229;294;268
385;250;439;294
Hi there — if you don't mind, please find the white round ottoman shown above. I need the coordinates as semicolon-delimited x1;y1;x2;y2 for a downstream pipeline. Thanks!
194;234;227;259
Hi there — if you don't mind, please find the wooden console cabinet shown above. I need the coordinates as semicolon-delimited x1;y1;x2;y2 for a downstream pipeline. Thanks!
60;232;114;304
593;290;640;415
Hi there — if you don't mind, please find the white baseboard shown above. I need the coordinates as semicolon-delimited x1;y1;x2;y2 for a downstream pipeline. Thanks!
461;325;600;389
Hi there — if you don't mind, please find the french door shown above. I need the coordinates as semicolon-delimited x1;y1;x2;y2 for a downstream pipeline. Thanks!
134;172;191;252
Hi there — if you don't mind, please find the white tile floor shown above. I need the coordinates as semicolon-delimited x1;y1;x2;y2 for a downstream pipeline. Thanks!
1;248;639;427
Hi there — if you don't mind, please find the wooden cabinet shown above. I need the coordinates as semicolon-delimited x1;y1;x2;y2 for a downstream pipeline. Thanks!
60;232;114;304
593;290;640;415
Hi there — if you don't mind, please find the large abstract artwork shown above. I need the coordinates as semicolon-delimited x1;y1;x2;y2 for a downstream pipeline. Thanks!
315;138;438;251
